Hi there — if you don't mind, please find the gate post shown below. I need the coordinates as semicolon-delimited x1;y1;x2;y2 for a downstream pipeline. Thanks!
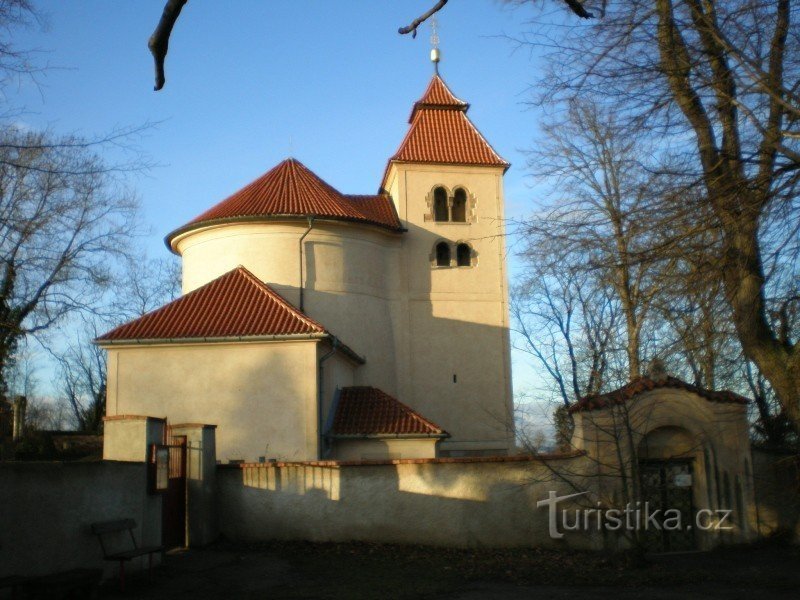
103;415;166;462
169;423;218;546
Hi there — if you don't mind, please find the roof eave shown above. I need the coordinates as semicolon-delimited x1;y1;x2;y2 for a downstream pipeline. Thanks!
94;332;329;348
166;214;405;254
329;432;450;440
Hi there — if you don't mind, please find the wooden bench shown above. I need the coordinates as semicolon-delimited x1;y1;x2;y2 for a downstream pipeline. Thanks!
91;519;163;591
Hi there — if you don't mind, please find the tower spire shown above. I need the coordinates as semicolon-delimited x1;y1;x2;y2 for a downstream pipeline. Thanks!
429;15;440;75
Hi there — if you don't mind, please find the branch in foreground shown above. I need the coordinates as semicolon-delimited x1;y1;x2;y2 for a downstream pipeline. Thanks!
148;0;188;91
563;0;594;19
398;0;448;38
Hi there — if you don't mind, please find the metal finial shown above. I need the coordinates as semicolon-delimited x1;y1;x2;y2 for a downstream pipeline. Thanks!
430;15;440;74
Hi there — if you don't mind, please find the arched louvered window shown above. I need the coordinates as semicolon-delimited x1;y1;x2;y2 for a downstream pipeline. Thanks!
435;242;451;267
452;188;467;222
456;243;472;267
433;187;449;222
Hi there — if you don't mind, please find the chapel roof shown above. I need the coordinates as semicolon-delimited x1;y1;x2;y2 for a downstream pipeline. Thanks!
569;376;750;413
330;386;448;437
386;74;508;173
167;158;403;247
95;266;361;362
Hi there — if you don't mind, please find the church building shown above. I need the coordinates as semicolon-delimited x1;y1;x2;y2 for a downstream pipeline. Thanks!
97;73;514;463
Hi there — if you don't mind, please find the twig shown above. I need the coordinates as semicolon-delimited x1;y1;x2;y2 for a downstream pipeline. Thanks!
148;0;189;91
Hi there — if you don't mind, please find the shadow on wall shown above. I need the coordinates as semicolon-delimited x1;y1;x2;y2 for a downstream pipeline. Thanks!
291;218;514;450
216;457;606;549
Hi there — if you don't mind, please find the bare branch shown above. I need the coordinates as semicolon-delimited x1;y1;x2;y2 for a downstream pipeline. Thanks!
148;0;188;91
398;0;448;38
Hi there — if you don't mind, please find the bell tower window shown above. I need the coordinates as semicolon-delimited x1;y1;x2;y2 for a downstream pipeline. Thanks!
435;242;451;267
433;187;449;222
456;243;472;267
452;188;467;222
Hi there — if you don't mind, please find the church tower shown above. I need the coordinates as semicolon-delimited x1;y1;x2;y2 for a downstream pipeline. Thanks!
383;74;514;456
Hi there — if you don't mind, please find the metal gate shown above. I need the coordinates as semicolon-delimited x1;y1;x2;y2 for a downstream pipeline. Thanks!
162;435;187;549
639;460;696;552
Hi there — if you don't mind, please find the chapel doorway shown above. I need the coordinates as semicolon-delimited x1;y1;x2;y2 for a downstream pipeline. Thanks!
639;459;697;552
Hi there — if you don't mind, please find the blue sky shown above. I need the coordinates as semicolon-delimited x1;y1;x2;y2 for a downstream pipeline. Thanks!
10;1;553;403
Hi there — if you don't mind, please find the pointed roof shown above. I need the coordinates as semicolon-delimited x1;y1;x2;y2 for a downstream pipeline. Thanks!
168;159;402;246
330;387;448;437
408;75;469;121
97;266;325;342
387;75;508;173
569;376;750;413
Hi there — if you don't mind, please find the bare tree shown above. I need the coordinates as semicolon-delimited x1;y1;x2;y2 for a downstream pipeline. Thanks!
55;256;179;432
0;130;140;397
514;0;800;433
522;101;678;382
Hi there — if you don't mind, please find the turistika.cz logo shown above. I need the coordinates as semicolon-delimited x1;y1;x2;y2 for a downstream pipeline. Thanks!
537;491;733;539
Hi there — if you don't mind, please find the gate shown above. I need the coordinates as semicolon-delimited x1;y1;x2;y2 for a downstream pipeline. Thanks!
162;435;187;549
639;460;696;552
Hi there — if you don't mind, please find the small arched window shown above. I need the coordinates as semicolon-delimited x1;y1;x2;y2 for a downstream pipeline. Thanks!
433;187;449;222
435;242;451;267
452;188;467;222
456;243;472;267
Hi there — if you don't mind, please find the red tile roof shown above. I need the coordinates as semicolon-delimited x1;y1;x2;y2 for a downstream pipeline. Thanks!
96;266;327;342
331;387;448;437
569;376;750;413
168;159;402;244
409;75;469;120
388;75;508;170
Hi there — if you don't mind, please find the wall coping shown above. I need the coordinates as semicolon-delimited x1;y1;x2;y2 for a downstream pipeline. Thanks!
103;415;167;422
218;451;585;469
169;423;218;429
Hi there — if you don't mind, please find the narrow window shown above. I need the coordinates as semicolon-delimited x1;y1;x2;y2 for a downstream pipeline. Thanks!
456;243;471;267
433;187;449;222
435;242;451;267
452;188;467;222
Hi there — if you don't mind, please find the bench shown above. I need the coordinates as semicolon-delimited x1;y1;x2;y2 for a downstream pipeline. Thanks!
91;519;163;591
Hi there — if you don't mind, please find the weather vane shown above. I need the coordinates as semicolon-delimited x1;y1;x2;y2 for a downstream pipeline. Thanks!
430;15;441;74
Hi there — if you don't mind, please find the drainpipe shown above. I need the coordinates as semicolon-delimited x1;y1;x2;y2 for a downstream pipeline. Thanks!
317;337;339;459
299;216;315;312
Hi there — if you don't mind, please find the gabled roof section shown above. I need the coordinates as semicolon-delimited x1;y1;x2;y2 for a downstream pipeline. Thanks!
331;387;448;437
168;159;402;246
96;266;327;343
387;75;508;173
569;376;750;413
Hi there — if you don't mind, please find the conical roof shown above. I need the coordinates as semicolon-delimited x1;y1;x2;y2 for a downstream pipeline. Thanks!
168;159;402;245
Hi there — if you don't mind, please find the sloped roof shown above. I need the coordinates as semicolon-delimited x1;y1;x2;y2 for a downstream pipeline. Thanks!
409;75;469;120
388;75;508;170
569;376;750;413
168;159;402;245
96;266;327;343
331;387;448;437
